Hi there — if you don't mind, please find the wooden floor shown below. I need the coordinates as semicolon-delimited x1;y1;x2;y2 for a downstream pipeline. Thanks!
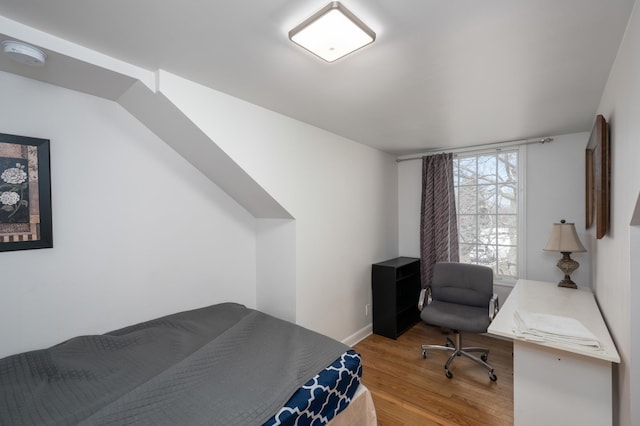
353;322;513;426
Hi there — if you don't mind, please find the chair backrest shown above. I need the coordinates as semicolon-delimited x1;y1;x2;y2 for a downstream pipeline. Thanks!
431;262;494;308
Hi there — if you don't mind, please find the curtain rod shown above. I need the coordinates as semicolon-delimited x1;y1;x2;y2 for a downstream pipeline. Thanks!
395;137;554;162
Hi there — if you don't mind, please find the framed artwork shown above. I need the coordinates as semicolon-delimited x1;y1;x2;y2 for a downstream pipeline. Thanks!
0;133;53;252
585;115;609;239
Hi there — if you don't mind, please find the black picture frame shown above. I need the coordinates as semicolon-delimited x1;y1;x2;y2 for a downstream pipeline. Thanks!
0;133;53;252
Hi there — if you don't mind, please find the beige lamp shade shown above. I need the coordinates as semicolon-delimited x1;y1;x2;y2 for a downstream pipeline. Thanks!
543;220;587;253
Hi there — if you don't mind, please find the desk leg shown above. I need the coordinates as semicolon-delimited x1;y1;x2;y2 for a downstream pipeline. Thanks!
514;341;612;426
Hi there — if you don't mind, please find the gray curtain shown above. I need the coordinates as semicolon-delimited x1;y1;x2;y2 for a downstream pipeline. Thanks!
420;153;459;288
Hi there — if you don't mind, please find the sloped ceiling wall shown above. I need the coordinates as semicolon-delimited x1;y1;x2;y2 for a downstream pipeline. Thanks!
118;80;292;219
0;16;291;220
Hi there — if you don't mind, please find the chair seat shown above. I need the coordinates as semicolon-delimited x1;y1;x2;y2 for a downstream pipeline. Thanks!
420;300;490;333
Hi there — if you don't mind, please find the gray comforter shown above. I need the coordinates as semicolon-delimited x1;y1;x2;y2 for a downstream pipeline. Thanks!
0;303;349;425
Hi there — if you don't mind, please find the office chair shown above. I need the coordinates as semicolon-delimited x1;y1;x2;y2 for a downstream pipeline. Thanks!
418;262;499;381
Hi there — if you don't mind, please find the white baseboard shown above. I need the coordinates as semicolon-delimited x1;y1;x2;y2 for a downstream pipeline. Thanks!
342;323;372;347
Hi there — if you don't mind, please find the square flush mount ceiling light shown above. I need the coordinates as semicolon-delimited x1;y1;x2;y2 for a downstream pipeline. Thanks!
289;1;376;62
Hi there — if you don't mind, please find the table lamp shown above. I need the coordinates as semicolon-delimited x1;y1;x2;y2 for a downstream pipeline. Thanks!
543;220;587;289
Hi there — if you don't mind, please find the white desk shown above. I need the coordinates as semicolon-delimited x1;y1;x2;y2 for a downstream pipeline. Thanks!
488;279;620;426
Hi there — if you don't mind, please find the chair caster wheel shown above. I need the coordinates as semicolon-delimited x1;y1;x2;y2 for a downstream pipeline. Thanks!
481;353;488;361
489;371;497;381
445;369;453;379
422;349;427;359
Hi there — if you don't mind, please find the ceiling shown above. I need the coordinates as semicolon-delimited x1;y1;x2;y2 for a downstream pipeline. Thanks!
0;0;635;155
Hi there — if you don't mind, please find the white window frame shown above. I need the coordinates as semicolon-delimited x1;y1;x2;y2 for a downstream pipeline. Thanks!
453;145;526;286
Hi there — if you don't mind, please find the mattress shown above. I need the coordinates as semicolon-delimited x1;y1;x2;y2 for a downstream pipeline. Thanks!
327;384;377;426
0;303;364;425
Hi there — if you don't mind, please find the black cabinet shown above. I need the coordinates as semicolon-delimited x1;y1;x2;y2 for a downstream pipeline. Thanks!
371;257;421;339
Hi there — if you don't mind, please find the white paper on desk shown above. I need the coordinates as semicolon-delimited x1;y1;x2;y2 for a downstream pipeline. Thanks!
513;309;601;349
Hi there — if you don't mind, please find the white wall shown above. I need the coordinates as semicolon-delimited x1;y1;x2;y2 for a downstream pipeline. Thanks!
631;213;640;426
0;64;399;357
157;71;399;342
526;133;591;288
256;219;296;322
397;132;590;302
593;2;640;424
397;158;422;257
0;71;257;358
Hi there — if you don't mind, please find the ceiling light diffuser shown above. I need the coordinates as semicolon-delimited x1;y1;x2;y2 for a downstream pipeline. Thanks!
289;2;375;62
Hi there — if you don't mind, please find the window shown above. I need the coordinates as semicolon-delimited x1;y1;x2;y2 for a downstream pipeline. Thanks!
453;148;523;282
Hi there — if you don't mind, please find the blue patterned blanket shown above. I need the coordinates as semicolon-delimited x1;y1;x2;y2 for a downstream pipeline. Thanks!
264;350;362;425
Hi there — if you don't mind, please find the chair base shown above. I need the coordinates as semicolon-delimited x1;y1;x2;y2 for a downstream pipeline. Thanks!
421;332;497;381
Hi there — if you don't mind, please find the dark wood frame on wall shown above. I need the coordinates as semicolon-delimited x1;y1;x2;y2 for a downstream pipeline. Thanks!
0;133;53;252
585;115;610;239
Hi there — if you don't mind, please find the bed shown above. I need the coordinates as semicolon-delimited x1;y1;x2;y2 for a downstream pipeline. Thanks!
0;303;377;425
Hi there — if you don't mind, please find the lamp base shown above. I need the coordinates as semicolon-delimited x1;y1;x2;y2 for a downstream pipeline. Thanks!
556;252;579;289
558;277;578;289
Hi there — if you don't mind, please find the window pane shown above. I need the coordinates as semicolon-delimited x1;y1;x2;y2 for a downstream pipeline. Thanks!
498;214;518;245
477;155;497;184
478;214;496;244
453;158;459;186
497;245;518;278
458;215;477;244
497;184;517;214
459;243;475;264
457;186;476;214
458;157;477;185
478;184;497;214
498;152;517;183
472;244;496;267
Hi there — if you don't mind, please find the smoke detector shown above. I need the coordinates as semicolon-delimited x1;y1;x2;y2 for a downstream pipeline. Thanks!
2;40;46;67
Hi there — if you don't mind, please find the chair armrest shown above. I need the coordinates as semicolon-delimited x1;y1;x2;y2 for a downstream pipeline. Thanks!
418;287;432;311
489;293;499;320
